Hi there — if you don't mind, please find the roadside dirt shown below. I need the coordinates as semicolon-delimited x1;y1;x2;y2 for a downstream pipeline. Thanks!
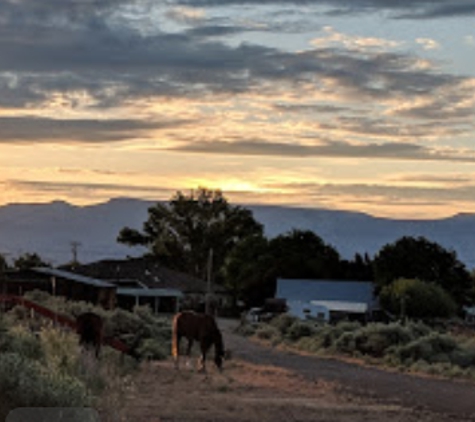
124;319;475;422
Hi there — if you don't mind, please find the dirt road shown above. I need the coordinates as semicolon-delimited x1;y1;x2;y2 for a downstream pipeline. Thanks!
123;319;475;422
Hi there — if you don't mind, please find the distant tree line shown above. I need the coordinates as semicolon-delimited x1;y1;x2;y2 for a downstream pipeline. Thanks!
118;188;475;318
0;252;50;272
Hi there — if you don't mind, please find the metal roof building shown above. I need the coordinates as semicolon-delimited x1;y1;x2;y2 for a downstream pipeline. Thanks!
276;278;379;322
33;267;115;288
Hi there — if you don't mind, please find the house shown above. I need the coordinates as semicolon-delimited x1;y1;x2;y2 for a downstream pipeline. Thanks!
0;267;117;309
275;278;379;323
0;268;52;297
62;257;231;312
1;257;231;314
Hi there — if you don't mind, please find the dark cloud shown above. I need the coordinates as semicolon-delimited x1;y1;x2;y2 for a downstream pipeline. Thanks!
0;0;469;110
389;174;474;184
185;24;250;38
0;116;193;143
317;116;471;139
173;0;475;19
170;139;475;163
273;103;349;114
5;179;173;196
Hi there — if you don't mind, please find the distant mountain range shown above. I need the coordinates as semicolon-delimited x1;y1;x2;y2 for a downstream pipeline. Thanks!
0;198;474;270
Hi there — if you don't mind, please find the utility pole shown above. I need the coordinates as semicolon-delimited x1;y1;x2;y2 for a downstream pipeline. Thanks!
205;248;213;315
70;241;81;266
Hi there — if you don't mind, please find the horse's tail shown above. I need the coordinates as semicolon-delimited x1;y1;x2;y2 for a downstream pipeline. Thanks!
171;313;180;362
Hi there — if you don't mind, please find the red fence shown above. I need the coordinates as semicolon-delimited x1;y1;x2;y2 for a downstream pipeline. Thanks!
0;294;131;354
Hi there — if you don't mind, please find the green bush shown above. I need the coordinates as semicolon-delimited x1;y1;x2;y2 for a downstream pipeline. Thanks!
0;325;44;361
380;278;457;319
243;313;475;380
39;326;81;376
316;321;361;349
393;333;457;363
286;320;316;341
269;314;298;335
136;338;168;360
295;336;325;354
19;291;173;361
0;352;90;409
255;325;280;341
234;323;258;337
450;348;475;368
353;323;416;357
0;310;144;421
334;331;356;354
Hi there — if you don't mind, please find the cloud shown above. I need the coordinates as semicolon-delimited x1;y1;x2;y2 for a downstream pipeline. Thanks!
318;183;475;204
172;0;475;20
264;180;475;208
169;139;475;163
166;6;206;24
312;26;403;51
4;179;174;198
0;0;470;111
0;0;472;158
273;103;349;114
416;38;441;50
388;174;474;185
0;116;193;143
185;24;249;38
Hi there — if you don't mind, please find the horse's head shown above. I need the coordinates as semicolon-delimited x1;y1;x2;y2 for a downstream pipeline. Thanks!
214;352;224;370
213;330;227;370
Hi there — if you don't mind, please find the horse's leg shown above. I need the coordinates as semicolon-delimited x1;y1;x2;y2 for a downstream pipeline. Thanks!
186;339;194;368
198;341;209;373
173;335;182;369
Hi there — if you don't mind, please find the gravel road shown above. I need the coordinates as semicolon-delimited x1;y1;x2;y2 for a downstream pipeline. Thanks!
221;319;475;420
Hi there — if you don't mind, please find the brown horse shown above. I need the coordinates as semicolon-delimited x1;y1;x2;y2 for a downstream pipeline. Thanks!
172;311;225;372
76;312;104;358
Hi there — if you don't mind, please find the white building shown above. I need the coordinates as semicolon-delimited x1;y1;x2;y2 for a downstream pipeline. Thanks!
276;278;379;322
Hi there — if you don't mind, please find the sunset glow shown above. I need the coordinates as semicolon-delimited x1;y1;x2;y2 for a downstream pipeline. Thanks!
0;1;474;218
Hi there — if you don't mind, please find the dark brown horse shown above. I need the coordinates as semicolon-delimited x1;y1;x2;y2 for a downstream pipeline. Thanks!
76;312;104;358
172;311;225;371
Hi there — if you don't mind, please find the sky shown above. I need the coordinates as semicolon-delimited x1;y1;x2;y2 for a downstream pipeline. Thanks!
0;0;474;219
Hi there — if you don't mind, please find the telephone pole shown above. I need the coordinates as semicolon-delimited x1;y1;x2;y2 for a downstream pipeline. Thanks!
70;241;81;266
205;248;213;315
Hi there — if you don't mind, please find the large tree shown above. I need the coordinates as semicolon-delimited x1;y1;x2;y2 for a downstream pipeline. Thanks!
268;229;341;280
223;229;342;306
118;188;263;282
373;236;473;306
222;234;274;307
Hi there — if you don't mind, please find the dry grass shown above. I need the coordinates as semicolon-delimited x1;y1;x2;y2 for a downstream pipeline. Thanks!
120;358;465;422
